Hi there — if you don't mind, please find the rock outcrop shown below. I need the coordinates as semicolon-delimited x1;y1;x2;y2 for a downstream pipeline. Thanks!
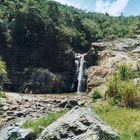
84;48;98;67
134;21;140;38
4;46;77;93
87;38;140;94
38;106;119;140
18;68;73;93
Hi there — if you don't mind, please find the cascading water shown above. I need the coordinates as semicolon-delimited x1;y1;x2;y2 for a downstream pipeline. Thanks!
75;53;86;93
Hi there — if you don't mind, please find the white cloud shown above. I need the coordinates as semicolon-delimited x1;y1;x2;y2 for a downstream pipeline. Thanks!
95;0;129;16
55;0;79;8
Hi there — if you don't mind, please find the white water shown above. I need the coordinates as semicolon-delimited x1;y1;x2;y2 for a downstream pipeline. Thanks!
76;54;86;93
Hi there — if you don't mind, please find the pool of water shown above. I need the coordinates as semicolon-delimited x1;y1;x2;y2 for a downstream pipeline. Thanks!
34;92;87;96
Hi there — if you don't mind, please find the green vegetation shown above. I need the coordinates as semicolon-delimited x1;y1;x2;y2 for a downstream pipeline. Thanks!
116;63;133;81
22;112;64;138
0;58;7;97
93;63;140;140
93;102;140;140
0;58;7;84
0;91;6;98
106;63;140;108
94;63;140;139
134;61;140;77
0;0;138;56
92;89;102;100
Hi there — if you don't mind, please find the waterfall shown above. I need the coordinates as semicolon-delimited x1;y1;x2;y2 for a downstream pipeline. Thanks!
75;53;86;93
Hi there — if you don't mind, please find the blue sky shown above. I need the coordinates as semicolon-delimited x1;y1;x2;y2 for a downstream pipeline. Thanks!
55;0;140;16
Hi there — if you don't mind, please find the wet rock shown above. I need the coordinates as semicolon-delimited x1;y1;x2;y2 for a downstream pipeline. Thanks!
84;48;98;67
38;106;119;140
65;99;79;109
15;111;24;117
59;100;68;108
7;111;14;116
59;99;79;109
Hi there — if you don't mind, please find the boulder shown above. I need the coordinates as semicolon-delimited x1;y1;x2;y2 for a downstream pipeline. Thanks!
38;106;119;140
84;48;98;67
87;66;109;94
0;126;34;140
59;99;79;109
134;22;140;37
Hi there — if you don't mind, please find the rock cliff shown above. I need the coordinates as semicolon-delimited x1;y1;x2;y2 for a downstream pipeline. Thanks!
87;38;140;95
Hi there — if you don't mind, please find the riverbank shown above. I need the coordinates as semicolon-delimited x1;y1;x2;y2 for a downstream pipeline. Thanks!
0;92;90;128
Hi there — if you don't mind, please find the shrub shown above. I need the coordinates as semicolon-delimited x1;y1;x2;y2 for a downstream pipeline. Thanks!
0;91;6;98
106;73;120;98
92;89;102;100
116;63;133;81
120;81;139;108
0;58;7;84
106;74;122;106
134;61;140;77
0;58;7;96
134;122;140;137
106;63;140;108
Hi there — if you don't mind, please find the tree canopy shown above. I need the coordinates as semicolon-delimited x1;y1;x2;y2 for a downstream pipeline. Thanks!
0;0;139;72
0;0;139;54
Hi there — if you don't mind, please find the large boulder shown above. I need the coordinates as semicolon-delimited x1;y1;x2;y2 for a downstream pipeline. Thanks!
84;48;98;67
38;106;119;140
87;66;109;94
0;126;34;140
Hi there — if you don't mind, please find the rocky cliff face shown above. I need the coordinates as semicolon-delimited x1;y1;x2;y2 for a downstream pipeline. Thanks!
4;46;77;93
87;38;140;95
1;41;97;93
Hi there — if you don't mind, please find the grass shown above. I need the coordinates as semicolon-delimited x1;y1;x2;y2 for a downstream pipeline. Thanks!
93;101;140;140
21;112;65;138
92;89;102;100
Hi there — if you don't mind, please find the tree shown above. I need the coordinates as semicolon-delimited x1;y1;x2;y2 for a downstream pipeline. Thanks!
47;1;60;25
81;19;102;42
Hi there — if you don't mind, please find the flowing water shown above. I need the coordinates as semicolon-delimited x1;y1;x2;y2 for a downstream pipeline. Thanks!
75;53;86;93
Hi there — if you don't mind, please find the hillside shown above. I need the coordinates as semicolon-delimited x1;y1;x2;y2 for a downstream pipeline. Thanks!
0;0;139;93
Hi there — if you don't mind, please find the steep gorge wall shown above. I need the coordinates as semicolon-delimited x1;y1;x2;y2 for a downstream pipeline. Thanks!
1;41;97;93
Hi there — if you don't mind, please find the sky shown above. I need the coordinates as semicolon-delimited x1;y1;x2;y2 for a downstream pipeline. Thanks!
54;0;140;16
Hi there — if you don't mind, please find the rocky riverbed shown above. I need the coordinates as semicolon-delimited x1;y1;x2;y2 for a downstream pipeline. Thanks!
0;92;90;128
